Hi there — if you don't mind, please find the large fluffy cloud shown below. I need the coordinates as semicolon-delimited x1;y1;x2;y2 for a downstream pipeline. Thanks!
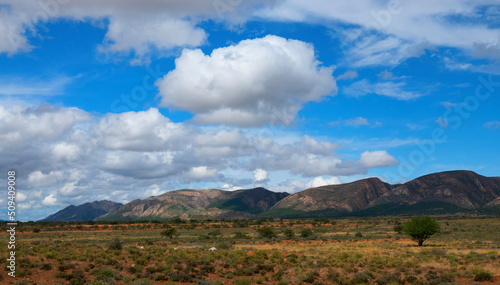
157;35;337;126
0;0;271;62
95;108;189;151
0;103;398;220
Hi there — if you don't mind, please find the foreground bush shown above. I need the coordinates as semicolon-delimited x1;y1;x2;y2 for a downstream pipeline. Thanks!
108;238;122;250
161;228;178;239
473;268;493;281
257;227;276;239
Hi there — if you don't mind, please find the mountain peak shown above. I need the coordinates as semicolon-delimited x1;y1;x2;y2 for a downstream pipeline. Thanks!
40;200;123;222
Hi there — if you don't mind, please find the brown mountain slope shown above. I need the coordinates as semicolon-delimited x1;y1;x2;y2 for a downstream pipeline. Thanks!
55;170;500;221
40;200;123;222
271;171;500;214
271;178;395;212
98;188;289;221
372;170;500;209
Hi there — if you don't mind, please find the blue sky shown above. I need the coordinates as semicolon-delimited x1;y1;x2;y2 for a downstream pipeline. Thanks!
0;0;499;221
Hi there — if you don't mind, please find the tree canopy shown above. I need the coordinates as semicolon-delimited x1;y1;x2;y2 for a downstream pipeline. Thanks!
403;216;440;246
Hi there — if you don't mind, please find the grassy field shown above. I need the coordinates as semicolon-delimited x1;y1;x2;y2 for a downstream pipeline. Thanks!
1;216;499;284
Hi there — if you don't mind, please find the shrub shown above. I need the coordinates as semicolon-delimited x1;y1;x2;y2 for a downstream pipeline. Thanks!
91;275;116;284
300;272;316;283
393;224;404;234
255;276;265;284
40;263;52;270
17;269;32;277
58;270;85;284
195;279;214;285
425;271;453;285
337;276;350;285
351;272;374;284
91;268;122;280
208;230;222;237
58;263;76;271
355;232;363;238
233;232;250;239
257;227;276;239
473;268;493;281
283;229;294;239
235;277;250;285
215;240;234;250
257;264;274;272
300;229;313;238
273;269;286;281
403;216;440;246
326;270;340;281
108;238;122;250
131;279;153;285
404;275;418;283
171;217;185;224
161;228;178;239
376;273;402;285
225;272;234;279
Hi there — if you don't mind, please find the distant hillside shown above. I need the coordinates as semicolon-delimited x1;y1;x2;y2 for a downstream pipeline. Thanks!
40;200;123;222
372;170;500;209
207;187;289;214
98;188;289;221
267;170;500;218
269;178;395;213
42;171;500;221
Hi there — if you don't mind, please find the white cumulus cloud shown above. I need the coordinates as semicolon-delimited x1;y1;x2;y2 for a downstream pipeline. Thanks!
253;169;268;182
360;150;399;168
16;192;27;203
188;166;218;180
41;194;58;206
0;103;400;220
310;176;342;188
157;35;337;127
0;0;270;62
28;171;62;187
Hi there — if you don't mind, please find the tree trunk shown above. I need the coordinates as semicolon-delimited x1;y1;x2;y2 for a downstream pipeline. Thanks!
418;239;424;246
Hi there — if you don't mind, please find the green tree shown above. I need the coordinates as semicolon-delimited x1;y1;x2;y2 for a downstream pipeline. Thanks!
257;227;276;239
283;229;294;239
393;224;404;234
403;216;440;246
161;228;178;239
300;228;313;238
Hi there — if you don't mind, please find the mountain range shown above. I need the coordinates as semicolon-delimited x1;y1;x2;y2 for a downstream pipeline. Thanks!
40;200;123;222
40;170;500;221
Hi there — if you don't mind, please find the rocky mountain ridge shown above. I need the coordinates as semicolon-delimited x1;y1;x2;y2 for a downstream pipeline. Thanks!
40;171;500;221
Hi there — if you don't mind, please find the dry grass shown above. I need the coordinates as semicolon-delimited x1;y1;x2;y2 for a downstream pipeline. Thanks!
0;216;499;284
